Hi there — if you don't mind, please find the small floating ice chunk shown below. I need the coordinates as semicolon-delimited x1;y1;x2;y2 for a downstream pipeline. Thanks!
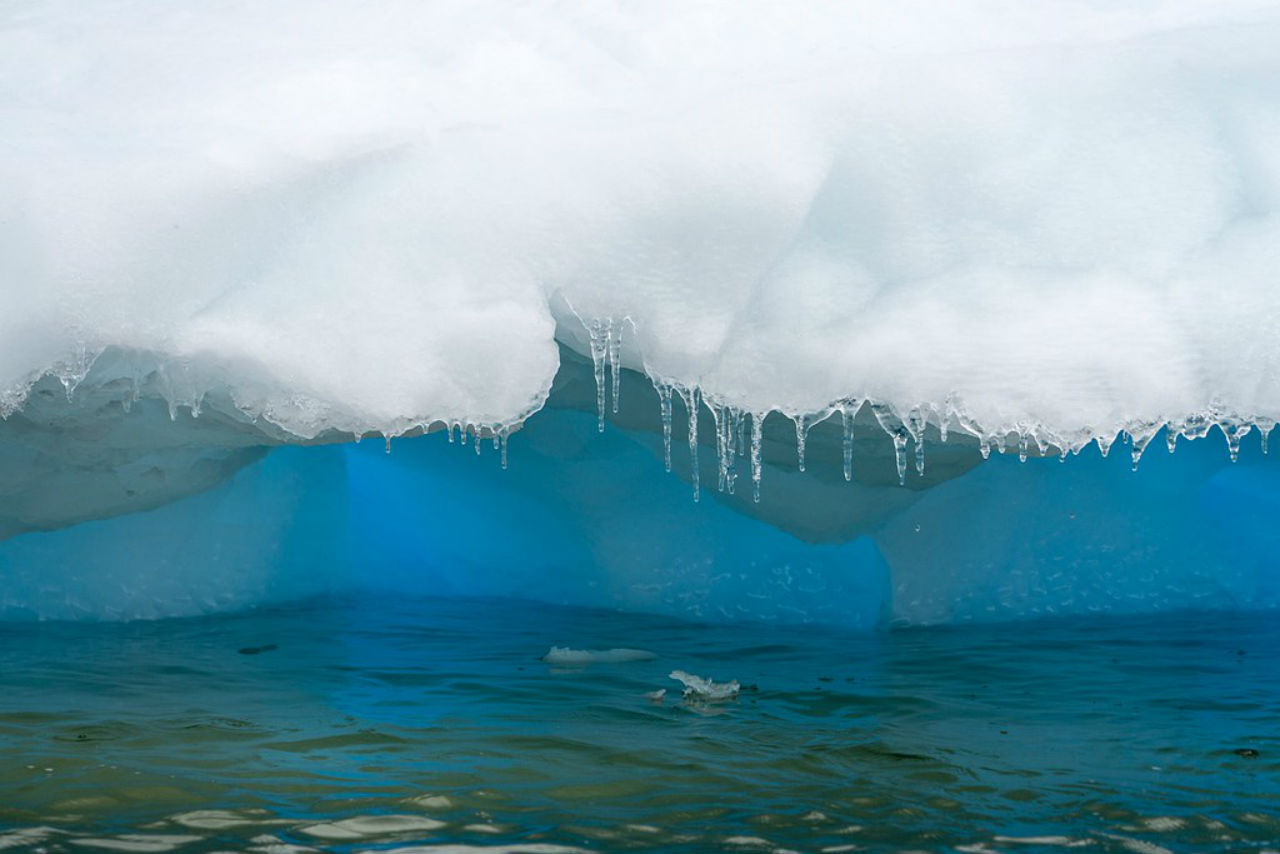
542;647;657;664
669;669;740;701
644;688;667;702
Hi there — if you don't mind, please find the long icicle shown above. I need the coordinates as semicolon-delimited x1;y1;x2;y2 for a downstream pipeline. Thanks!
608;318;622;415
588;319;608;432
841;405;855;482
714;405;728;493
908;407;926;476
751;411;763;503
679;386;701;502
655;381;674;472
795;415;807;473
871;403;909;486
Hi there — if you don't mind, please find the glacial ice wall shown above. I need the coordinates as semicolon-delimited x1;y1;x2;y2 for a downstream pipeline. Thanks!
3;0;1280;451
2;1;1280;624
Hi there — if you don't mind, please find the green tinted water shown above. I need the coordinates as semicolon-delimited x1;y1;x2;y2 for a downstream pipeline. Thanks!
0;596;1277;853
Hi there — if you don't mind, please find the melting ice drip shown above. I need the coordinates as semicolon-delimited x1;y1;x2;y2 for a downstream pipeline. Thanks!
579;317;1276;503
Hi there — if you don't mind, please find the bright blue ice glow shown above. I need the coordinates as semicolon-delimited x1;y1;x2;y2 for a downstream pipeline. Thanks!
1;407;1276;626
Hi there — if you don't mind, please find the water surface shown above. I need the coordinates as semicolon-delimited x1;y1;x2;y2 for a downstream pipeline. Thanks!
1;595;1277;853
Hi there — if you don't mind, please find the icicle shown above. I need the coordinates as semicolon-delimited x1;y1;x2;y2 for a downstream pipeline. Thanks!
588;318;608;432
385;436;392;454
690;388;700;502
608;318;622;415
659;383;674;472
1218;420;1252;463
841;406;855;482
727;412;737;458
1018;430;1029;464
1095;432;1113;458
447;422;456;443
906;407;926;476
459;423;468;446
500;431;509;470
1126;423;1159;471
979;436;991;459
794;415;807;472
870;404;909;486
736;412;746;458
492;434;500;450
751;411;763;503
714;405;729;493
58;368;80;403
729;411;740;492
1257;418;1274;455
892;434;907;485
475;427;482;455
1165;422;1179;454
677;386;701;502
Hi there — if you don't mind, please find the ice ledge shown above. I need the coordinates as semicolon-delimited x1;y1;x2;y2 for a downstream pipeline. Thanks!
0;341;1274;542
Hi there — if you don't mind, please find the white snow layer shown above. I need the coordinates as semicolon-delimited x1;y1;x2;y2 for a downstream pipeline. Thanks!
3;0;1279;449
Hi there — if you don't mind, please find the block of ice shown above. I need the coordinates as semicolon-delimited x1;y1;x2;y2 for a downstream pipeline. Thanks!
2;1;1278;450
2;2;1280;627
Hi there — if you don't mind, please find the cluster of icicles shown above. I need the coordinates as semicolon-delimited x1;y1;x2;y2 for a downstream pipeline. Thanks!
578;318;1277;504
10;327;1275;505
0;347;527;472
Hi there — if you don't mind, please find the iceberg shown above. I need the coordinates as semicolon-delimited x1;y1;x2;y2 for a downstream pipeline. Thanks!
0;0;1278;625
